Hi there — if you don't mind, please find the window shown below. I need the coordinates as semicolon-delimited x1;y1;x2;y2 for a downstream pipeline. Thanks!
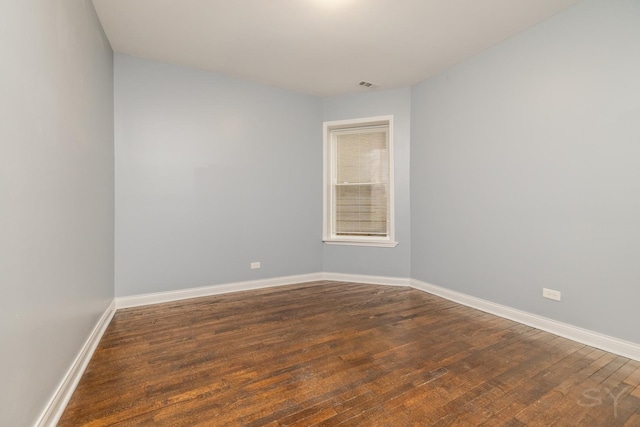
323;116;397;247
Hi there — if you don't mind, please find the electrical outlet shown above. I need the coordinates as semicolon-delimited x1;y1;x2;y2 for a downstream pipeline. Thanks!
542;288;561;301
250;262;261;269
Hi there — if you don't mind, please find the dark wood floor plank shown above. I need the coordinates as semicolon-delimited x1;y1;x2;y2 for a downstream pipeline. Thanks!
59;281;640;426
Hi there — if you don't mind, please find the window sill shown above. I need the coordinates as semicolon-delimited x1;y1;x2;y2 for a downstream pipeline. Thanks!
323;240;399;248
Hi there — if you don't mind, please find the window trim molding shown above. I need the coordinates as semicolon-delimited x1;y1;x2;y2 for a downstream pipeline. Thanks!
322;115;398;248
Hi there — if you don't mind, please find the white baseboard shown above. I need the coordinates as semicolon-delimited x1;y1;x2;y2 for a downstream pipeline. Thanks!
410;278;640;362
115;272;409;310
115;273;325;309
322;272;410;287
35;300;116;427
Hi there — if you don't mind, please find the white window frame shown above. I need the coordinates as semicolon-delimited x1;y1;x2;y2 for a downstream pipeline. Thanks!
323;115;397;248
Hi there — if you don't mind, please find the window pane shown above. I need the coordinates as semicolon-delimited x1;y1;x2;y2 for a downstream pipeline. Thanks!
336;130;388;185
334;128;389;237
335;184;387;235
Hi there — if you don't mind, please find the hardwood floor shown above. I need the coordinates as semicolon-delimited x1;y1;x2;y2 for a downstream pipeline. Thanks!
59;281;640;426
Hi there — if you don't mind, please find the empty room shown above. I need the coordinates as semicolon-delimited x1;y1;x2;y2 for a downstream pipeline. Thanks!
2;0;640;425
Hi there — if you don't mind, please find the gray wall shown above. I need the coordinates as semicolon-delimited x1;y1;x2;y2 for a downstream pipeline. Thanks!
411;0;640;343
115;55;323;297
0;1;114;425
322;89;412;277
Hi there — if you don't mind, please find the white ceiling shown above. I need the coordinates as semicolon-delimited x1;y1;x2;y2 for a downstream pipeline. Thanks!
92;0;583;97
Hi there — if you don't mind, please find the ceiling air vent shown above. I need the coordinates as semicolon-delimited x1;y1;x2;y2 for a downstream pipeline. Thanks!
358;80;379;88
